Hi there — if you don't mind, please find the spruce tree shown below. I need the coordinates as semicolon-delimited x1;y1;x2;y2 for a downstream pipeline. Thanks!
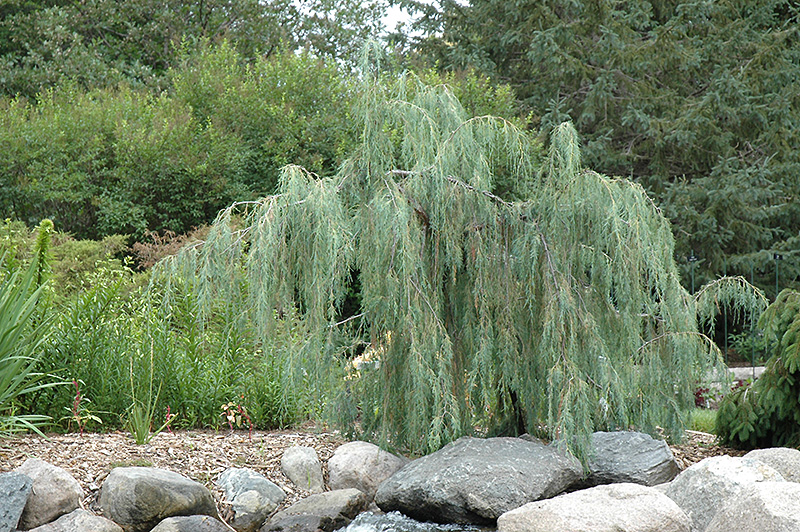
154;69;763;459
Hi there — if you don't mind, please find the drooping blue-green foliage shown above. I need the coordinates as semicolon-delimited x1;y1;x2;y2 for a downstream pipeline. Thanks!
156;68;764;459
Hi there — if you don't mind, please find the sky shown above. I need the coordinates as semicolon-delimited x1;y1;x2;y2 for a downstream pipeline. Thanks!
382;4;415;34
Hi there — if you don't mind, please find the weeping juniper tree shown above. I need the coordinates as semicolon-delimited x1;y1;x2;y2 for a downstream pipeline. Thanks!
153;64;764;459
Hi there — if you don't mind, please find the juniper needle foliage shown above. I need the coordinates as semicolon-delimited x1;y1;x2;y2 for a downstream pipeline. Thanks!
156;71;762;459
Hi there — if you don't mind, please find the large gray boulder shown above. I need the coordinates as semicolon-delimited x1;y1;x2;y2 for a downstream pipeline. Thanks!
663;455;785;532
260;488;368;532
0;471;32;532
217;468;286;532
744;447;800;483
98;467;218;532
575;431;679;488
374;436;582;524
497;483;691;532
15;458;84;530
281;446;324;494
705;481;800;532
26;509;123;532
150;516;231;532
327;441;408;501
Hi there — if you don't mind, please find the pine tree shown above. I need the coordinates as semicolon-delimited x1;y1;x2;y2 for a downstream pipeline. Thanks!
413;0;800;296
154;67;763;459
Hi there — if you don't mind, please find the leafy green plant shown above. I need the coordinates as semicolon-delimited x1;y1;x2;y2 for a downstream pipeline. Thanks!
0;259;59;436
60;380;103;435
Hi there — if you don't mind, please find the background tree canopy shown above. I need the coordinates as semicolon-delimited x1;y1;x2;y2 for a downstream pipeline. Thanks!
0;0;386;98
412;0;800;297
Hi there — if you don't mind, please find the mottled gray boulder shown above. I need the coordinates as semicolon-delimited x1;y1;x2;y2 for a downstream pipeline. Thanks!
0;471;32;532
15;458;84;530
217;468;286;532
744;447;800;483
150;515;230;532
663;455;785;532
327;441;408;501
574;431;679;488
705;481;800;532
374;436;582;524
98;467;218;532
260;488;368;532
281;446;324;493
498;483;691;532
27;509;123;532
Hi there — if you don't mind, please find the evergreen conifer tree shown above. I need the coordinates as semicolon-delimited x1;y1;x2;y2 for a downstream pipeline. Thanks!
154;67;763;459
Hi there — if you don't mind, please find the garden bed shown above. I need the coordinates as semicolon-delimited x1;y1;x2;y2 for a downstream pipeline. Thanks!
0;427;742;522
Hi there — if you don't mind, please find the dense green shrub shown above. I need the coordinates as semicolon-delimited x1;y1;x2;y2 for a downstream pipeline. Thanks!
171;42;359;197
0;85;248;240
716;289;800;448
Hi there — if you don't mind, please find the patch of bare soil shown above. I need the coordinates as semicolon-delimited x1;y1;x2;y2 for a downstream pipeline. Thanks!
0;426;743;524
670;429;746;470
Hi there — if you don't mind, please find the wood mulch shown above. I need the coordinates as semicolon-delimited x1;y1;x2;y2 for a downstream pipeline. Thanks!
0;425;742;523
0;423;345;522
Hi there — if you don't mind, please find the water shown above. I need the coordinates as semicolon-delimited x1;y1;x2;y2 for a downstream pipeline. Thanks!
336;512;490;532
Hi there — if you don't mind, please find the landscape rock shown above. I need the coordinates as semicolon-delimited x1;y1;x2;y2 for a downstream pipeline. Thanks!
497;483;691;532
663;455;785;532
260;488;368;532
574;431;680;488
27;509;123;532
374;436;582;524
704;481;800;532
150;515;231;532
327;441;408;501
0;471;32;532
281;446;324;493
217;468;286;532
744;447;800;483
98;467;218;532
15;458;84;530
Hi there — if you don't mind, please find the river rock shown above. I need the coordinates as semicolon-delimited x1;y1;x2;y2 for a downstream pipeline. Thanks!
744;447;800;483
217;468;286;532
26;509;123;532
98;467;218;532
663;455;785;532
705;481;800;532
281;446;324;493
575;431;679;488
0;471;32;532
15;458;84;530
328;441;408;501
150;515;231;532
260;488;368;532
497;483;691;532
374;436;582;524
